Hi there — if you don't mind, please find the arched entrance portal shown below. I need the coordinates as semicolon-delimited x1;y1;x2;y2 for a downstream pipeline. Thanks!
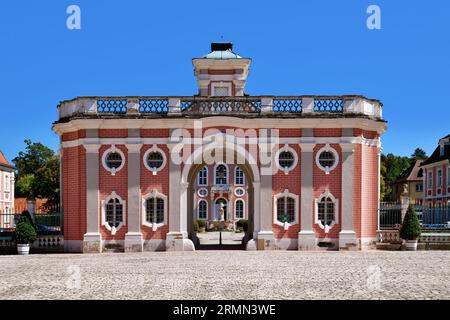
181;141;261;250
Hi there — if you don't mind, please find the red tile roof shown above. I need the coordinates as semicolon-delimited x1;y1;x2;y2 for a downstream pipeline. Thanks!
0;150;14;169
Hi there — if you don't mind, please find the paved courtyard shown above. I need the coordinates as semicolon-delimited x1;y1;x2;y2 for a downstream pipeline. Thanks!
0;251;449;300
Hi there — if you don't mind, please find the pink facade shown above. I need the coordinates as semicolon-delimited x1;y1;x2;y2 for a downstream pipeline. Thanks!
53;43;386;253
0;150;15;220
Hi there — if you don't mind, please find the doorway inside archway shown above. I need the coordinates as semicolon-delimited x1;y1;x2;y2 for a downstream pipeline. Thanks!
187;161;254;250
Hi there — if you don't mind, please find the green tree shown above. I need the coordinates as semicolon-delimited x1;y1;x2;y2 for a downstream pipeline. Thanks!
410;148;427;161
12;139;59;202
380;153;411;201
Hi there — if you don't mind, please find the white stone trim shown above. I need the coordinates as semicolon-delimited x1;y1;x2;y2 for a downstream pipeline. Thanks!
273;189;299;229
214;162;229;185
234;187;245;197
197;166;208;186
275;144;298;174
142;190;167;230
101;145;125;176
143;145;167;173
197;188;208;198
234;198;245;220
61;136;381;149
197;199;208;220
101;191;126;235
314;191;339;234
54;117;387;136
315;144;339;174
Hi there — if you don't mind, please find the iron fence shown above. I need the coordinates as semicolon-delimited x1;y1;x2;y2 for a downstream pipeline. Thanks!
379;202;402;229
379;202;450;230
0;205;62;236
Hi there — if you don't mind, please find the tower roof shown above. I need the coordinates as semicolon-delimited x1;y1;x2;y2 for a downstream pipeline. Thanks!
0;150;14;170
202;42;243;60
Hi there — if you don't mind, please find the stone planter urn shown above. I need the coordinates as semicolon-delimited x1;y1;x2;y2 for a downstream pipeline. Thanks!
405;239;418;251
17;244;30;255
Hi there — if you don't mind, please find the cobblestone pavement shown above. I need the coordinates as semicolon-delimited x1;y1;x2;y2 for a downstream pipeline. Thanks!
0;251;449;300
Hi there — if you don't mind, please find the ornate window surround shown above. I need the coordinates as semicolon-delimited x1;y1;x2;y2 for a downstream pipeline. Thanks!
101;191;126;235
314;191;339;233
101;145;126;176
143;145;167;174
197;188;208;198
273;189;299;229
197;199;208;220
275;144;298;174
234;187;245;197
315;144;339;174
142;190;167;230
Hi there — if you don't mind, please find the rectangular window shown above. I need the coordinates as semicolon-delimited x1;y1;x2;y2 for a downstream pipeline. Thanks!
198;167;208;186
235;167;244;185
4;173;9;192
415;183;423;192
235;200;244;219
447;167;450;186
198;201;207;220
427;171;433;189
437;169;443;187
213;86;229;97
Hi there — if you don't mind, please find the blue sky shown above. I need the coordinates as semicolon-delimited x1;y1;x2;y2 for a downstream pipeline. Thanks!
0;0;449;162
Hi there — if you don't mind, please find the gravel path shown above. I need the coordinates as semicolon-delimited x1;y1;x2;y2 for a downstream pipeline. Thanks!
0;251;449;300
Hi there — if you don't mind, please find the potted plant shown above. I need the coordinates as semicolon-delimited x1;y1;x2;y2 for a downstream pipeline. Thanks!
15;215;37;255
197;220;206;233
400;204;422;251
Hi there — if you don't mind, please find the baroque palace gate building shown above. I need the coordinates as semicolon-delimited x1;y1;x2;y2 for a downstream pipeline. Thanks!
53;43;386;253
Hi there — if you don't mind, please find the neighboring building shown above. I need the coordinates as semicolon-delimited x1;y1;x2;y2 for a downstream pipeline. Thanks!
421;134;450;207
53;42;386;253
392;160;424;205
0;150;15;219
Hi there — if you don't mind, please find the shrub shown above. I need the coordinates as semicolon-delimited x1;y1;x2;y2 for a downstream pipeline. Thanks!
193;220;199;232
15;216;38;244
21;210;36;230
197;220;206;229
236;219;249;232
400;204;421;240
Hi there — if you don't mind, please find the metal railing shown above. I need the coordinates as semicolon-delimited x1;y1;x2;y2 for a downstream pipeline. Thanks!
57;95;383;119
379;203;450;230
180;97;262;114
379;202;402;229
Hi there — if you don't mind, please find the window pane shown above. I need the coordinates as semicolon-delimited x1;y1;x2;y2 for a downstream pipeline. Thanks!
319;151;335;168
146;198;154;223
235;167;244;185
106;152;123;169
147;151;164;169
287;197;295;223
277;197;285;222
199;200;207;219
278;151;294;169
235;200;244;219
216;165;227;185
156;198;164;223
